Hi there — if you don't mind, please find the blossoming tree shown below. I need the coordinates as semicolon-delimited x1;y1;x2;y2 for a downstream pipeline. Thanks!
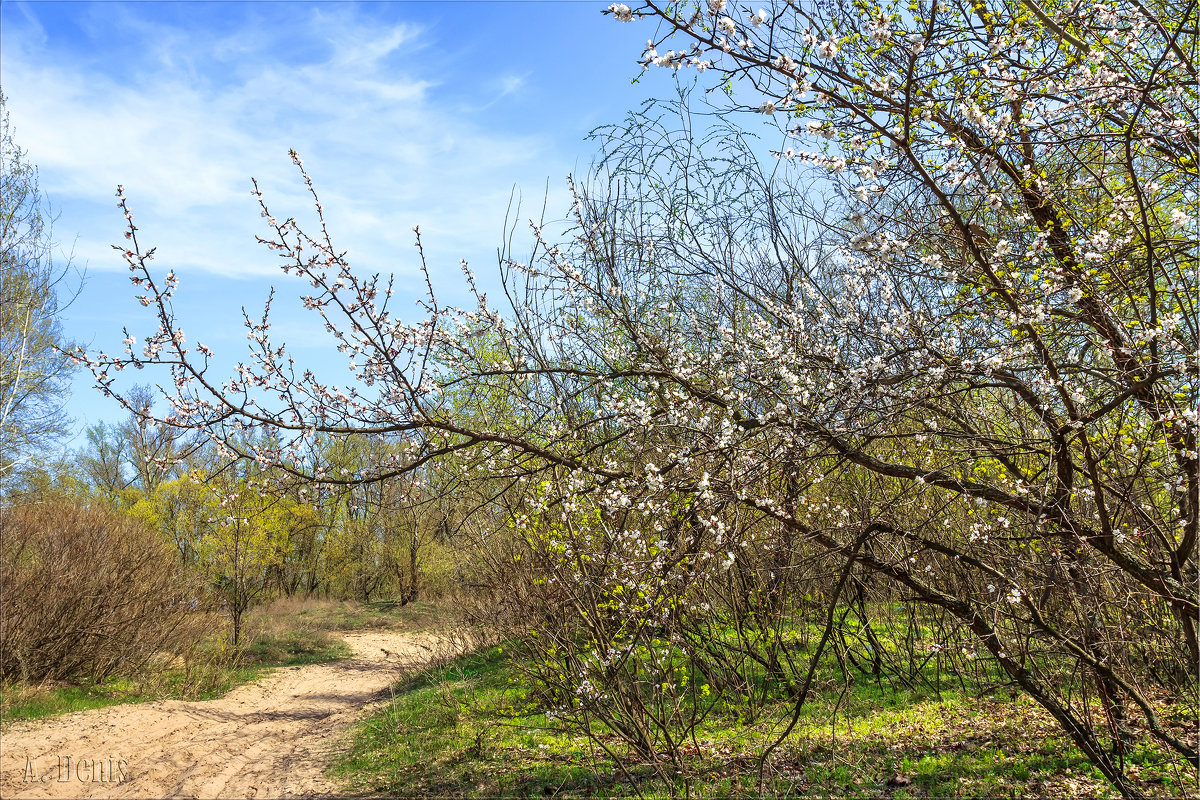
599;0;1197;789
79;0;1196;791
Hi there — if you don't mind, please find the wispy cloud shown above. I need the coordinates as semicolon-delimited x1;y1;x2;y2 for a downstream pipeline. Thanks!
1;4;567;282
0;0;663;434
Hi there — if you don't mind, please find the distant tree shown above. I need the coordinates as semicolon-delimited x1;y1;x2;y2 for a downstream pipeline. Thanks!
76;421;133;501
74;385;198;504
0;93;77;482
188;464;279;647
121;384;196;493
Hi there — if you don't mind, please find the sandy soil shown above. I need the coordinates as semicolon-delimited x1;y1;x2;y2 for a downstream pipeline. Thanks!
0;631;437;799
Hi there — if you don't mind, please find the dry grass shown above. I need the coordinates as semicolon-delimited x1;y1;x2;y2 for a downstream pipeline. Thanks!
246;595;455;635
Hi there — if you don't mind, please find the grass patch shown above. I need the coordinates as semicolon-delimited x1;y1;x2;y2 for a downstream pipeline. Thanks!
0;677;150;722
332;646;617;798
239;628;351;668
333;644;1193;799
248;596;446;634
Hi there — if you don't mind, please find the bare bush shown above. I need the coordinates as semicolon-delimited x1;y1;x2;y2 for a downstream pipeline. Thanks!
0;501;209;682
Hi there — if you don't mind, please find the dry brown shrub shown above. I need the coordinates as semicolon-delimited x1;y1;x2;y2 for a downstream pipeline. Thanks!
0;501;210;682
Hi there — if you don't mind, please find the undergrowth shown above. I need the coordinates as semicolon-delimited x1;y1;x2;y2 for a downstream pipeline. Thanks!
332;644;1196;799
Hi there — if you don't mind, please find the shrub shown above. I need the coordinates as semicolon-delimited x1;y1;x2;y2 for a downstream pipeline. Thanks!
1;501;209;682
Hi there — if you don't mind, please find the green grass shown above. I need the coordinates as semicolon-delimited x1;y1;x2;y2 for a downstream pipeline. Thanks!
0;677;151;722
332;646;618;798
332;643;1194;799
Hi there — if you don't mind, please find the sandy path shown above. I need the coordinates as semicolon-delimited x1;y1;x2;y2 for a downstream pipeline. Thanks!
0;631;435;799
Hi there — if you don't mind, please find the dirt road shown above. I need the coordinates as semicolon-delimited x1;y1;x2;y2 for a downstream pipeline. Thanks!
0;631;435;799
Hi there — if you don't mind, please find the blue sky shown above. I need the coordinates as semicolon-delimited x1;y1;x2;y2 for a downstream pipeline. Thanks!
1;0;689;446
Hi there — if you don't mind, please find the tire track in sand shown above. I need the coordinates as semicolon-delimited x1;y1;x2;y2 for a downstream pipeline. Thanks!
1;631;435;799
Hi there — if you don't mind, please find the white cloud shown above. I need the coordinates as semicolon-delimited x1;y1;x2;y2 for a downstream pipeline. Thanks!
1;4;568;283
2;0;661;434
